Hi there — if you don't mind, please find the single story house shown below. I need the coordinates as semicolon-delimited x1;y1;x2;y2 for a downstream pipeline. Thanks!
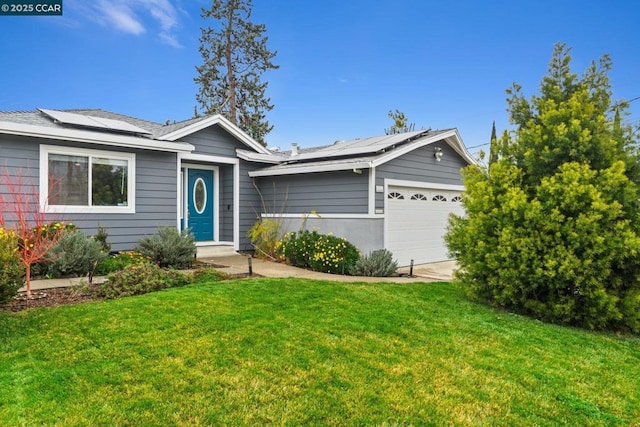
0;108;474;266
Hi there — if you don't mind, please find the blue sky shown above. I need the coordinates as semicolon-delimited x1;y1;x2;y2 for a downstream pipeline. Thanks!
1;0;639;154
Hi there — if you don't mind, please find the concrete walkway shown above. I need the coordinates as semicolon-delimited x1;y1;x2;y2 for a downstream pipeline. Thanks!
22;254;457;291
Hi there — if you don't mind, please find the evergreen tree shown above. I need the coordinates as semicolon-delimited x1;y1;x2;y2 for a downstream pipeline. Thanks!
447;44;640;332
488;121;498;167
195;0;278;145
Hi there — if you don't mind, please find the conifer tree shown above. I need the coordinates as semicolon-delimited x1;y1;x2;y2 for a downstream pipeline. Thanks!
195;0;278;145
488;121;498;166
447;44;640;332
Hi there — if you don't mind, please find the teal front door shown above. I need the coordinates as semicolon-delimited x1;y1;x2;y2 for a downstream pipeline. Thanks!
187;168;214;241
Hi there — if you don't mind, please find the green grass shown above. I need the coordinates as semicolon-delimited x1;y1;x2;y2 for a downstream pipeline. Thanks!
1;279;639;426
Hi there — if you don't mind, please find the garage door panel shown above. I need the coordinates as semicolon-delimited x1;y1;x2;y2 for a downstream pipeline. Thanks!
386;185;463;266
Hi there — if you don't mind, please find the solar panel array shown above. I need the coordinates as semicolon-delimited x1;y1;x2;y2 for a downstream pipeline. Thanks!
290;129;437;161
39;108;152;135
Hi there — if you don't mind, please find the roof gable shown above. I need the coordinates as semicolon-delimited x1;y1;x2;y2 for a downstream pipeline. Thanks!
158;114;270;154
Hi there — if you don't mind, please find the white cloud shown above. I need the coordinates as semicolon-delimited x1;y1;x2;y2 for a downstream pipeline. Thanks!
69;0;184;47
98;1;146;35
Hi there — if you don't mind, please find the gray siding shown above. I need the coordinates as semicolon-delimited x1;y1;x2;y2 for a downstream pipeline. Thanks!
279;217;384;255
375;141;467;210
219;164;234;241
0;134;177;251
239;160;263;251
257;170;369;214
180;125;248;157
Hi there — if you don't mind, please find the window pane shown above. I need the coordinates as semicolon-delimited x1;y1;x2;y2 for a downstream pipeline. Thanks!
92;157;128;206
48;154;88;205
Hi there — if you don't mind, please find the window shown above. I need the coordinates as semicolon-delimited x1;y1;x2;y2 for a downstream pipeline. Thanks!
41;145;135;213
388;191;404;200
432;194;447;202
411;193;427;201
452;196;462;203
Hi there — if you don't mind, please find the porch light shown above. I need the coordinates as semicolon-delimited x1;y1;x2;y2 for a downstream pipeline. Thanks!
434;147;444;162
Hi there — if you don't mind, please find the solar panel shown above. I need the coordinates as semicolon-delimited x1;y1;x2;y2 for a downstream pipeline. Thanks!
39;108;151;135
292;129;431;161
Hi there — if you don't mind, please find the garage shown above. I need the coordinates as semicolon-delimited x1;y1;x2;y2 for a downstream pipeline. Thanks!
385;184;465;266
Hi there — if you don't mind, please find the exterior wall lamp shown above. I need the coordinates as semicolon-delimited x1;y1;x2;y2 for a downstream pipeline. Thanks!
434;147;444;162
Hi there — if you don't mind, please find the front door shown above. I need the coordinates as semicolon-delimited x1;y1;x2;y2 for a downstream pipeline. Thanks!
187;168;214;241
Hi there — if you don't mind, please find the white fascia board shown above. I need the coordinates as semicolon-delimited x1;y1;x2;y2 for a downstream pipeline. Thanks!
449;128;478;165
385;178;465;192
159;114;271;155
180;152;239;165
236;149;282;164
248;160;372;177
370;129;476;167
0;121;194;153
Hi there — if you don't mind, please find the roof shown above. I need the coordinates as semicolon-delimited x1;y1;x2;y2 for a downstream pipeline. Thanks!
248;128;476;177
0;108;268;154
282;129;439;161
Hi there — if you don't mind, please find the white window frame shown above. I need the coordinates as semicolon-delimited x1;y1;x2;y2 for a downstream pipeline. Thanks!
40;145;136;214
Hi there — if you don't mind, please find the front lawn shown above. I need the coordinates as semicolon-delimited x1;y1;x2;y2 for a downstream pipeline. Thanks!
1;279;638;425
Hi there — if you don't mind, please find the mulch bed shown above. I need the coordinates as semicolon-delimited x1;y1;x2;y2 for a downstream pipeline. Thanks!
2;271;259;313
3;284;105;312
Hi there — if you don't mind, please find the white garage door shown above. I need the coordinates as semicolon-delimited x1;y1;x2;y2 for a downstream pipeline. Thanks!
386;185;465;266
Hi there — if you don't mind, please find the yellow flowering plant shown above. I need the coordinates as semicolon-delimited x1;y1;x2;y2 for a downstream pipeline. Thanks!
280;230;359;274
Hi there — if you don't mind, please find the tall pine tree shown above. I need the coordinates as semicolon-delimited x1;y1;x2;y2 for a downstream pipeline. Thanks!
195;0;278;145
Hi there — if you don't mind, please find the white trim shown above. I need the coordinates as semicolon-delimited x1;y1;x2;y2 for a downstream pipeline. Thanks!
249;160;372;177
176;156;183;230
183;164;220;242
368;167;376;215
180;152;239;166
261;213;380;219
2;120;193;153
233;162;240;251
159;114;271;155
40;145;136;214
178;154;241;251
236;149;282;164
385;179;465;192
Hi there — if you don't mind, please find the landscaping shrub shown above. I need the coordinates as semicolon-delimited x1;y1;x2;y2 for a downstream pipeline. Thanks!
280;230;320;269
94;225;111;253
281;230;359;274
136;227;196;269
349;249;398;277
42;230;107;278
95;250;150;276
247;218;283;259
0;228;24;305
446;44;640;332
99;262;191;299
